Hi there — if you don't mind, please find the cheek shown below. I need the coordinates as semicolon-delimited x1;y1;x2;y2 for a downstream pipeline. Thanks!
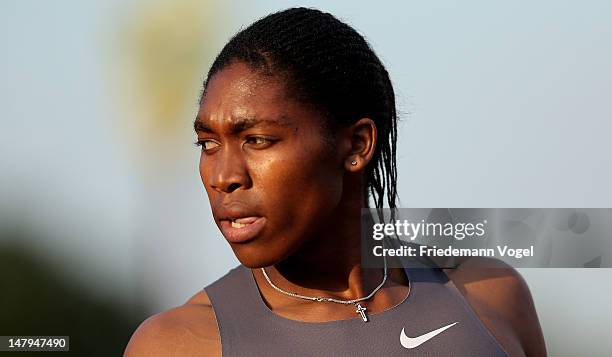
199;156;215;199
199;159;204;183
253;146;344;227
199;158;207;187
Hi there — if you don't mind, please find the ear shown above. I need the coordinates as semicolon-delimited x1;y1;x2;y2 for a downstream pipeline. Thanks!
344;118;377;172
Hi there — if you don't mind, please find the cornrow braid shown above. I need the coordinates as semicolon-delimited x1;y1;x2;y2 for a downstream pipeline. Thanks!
203;7;398;218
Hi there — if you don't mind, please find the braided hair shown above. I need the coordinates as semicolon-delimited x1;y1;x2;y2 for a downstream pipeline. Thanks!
202;7;398;216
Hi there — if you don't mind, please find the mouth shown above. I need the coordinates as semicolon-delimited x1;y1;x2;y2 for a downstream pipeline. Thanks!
219;216;267;243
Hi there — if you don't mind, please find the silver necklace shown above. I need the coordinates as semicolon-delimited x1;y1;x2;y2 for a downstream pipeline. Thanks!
260;254;388;323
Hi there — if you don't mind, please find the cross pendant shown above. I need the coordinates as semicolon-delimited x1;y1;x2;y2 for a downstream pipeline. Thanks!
355;303;368;322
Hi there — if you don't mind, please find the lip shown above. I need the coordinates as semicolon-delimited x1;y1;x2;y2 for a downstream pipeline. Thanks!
219;216;267;243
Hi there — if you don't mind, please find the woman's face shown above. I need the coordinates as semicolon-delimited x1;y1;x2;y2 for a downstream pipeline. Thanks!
195;62;346;267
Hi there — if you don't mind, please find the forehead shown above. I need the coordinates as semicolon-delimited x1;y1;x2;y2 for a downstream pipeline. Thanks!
198;62;293;126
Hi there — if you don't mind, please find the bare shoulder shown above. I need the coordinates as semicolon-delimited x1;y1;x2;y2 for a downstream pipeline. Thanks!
444;257;547;357
124;290;220;357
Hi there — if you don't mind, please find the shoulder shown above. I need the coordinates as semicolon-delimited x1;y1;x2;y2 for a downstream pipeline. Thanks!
124;290;220;357
444;257;547;357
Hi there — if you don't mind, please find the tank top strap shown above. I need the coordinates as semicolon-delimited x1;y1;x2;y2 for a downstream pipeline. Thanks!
205;265;274;333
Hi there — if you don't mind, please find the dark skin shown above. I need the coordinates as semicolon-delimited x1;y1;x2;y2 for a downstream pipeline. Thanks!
124;62;547;357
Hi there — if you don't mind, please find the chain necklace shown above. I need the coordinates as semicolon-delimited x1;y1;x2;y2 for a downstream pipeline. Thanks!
260;254;388;323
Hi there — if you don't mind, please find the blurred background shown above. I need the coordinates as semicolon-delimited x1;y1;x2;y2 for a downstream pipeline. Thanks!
1;0;611;355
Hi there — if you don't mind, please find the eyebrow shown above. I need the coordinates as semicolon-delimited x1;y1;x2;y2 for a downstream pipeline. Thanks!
193;115;295;134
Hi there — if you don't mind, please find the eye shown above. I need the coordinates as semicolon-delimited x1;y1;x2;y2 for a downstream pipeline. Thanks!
194;139;220;151
245;136;275;148
247;137;269;145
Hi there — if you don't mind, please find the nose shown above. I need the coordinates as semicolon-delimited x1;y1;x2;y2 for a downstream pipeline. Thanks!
206;145;251;194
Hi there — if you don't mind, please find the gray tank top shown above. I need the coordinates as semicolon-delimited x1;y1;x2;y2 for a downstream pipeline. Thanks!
205;257;509;356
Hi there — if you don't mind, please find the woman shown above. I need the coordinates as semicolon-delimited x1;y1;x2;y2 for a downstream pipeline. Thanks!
125;7;546;356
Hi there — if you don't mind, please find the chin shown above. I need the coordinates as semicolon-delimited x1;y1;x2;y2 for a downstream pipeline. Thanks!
229;241;282;269
228;235;299;269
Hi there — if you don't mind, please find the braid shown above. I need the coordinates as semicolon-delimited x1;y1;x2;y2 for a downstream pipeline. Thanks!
203;7;399;217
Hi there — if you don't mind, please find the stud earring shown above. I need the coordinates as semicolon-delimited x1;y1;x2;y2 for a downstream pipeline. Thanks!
351;160;358;166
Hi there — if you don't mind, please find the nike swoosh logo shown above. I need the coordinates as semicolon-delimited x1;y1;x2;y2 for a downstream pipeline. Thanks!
400;322;459;349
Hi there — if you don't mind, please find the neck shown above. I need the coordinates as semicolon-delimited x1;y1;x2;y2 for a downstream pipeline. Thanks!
264;186;389;300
